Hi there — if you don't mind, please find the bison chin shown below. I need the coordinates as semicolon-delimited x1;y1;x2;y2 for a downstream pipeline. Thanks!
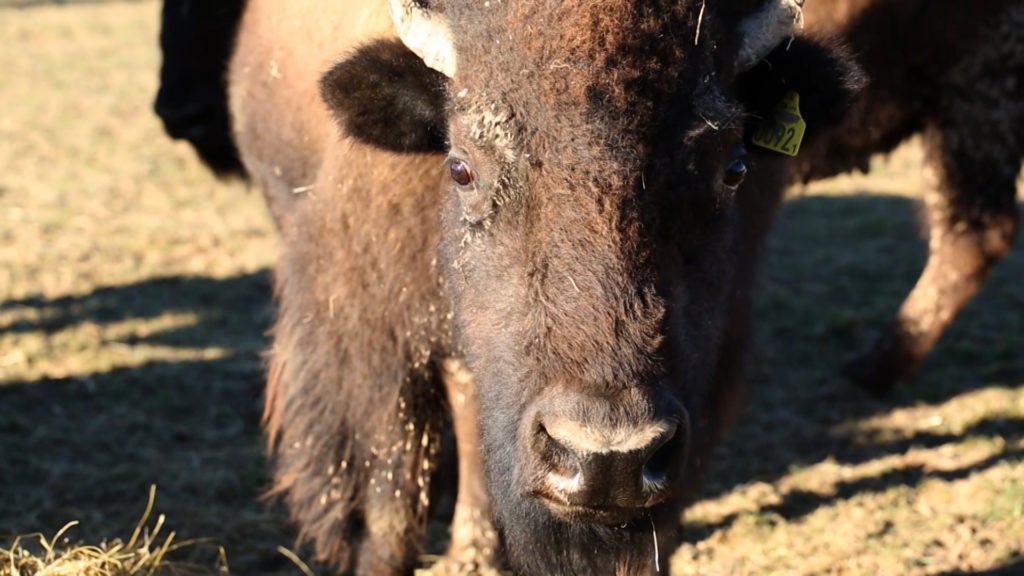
493;489;678;576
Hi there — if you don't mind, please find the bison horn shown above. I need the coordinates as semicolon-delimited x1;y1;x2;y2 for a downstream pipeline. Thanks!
388;0;456;78
735;0;805;71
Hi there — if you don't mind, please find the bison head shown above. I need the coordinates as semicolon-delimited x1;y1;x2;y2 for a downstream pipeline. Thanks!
323;0;858;573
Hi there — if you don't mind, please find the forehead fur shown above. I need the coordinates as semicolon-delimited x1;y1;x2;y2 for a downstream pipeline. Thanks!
446;0;745;163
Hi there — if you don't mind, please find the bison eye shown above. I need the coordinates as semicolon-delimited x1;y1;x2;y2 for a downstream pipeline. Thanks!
723;158;748;190
448;155;492;224
449;159;475;187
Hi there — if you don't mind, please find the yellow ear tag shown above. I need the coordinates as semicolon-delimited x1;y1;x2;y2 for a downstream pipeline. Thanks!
751;90;806;157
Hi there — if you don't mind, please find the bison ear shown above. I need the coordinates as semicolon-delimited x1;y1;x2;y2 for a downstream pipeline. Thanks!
320;39;449;153
735;36;864;143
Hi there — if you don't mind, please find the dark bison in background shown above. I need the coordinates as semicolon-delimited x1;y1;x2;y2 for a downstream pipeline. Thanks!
798;0;1024;395
155;0;245;177
221;0;859;574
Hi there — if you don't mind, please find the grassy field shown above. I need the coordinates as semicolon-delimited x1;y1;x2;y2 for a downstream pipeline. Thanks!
1;2;1021;575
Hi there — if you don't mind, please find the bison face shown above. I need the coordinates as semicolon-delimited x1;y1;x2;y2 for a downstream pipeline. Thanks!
323;0;858;572
433;12;746;568
436;44;735;519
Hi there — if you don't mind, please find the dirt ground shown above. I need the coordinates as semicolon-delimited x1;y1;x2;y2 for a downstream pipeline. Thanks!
1;2;1022;575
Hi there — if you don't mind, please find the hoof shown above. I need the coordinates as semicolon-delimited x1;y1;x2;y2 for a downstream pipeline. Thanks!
418;556;505;576
419;504;503;576
841;350;903;398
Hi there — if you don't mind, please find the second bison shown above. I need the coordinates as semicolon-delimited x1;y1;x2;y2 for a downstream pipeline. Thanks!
798;0;1024;394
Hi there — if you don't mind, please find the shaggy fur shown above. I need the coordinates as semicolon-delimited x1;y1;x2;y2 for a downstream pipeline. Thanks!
227;0;859;574
797;0;1024;394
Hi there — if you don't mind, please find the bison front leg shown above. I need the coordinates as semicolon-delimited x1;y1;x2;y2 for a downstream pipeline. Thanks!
264;307;447;575
844;118;1021;395
427;359;501;576
353;424;439;576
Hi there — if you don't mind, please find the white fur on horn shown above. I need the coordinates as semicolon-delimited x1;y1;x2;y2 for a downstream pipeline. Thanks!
735;0;805;71
388;0;457;78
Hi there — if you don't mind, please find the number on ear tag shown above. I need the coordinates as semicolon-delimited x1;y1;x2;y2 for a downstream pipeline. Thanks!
751;91;806;157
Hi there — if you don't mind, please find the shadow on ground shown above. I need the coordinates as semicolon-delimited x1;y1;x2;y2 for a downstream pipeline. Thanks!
685;193;1024;555
936;556;1024;575
679;192;1024;565
1;272;271;345
0;271;307;573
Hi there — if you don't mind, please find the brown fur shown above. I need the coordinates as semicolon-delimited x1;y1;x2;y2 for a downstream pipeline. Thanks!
797;0;1024;393
228;1;859;574
232;4;453;573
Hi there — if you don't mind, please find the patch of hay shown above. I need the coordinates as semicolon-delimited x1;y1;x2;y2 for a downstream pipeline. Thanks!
0;487;229;576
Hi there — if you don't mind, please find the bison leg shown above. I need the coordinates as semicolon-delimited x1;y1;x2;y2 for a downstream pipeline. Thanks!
265;317;446;575
348;375;446;575
845;118;1021;395
427;358;501;575
353;440;434;576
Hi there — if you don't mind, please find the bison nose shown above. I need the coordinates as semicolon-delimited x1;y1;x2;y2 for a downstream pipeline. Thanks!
533;417;679;519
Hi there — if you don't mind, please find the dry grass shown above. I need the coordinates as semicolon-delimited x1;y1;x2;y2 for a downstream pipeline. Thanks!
0;2;1021;575
1;488;227;576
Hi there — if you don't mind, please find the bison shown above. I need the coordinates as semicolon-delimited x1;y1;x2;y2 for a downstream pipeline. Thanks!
154;0;246;177
223;1;859;573
795;0;1024;395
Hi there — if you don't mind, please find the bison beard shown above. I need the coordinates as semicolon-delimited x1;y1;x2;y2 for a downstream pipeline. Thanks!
499;501;674;575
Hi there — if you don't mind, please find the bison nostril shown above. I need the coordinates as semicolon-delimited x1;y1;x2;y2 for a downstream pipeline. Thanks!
642;439;673;482
535;422;581;478
535;422;560;453
641;422;679;484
